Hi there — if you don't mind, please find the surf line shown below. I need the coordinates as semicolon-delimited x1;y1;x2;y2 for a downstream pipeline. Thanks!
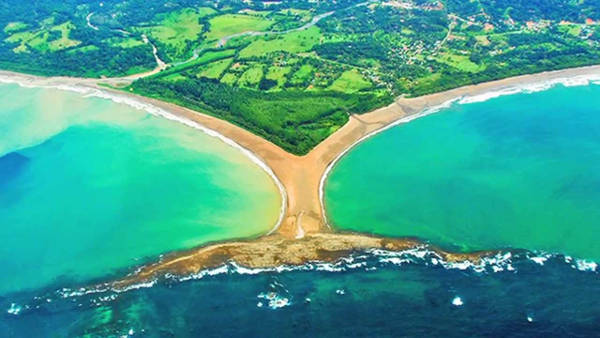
0;74;288;235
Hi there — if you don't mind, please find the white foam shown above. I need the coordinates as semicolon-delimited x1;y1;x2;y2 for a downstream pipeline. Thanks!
115;280;158;293
458;87;522;104
452;296;463;306
458;73;600;104
7;303;21;315
530;256;547;266
575;259;598;272
177;265;229;282
257;292;291;309
49;248;600;300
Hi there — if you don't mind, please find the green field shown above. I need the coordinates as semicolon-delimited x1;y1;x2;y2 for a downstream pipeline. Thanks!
66;45;100;54
137;8;215;60
220;72;238;85
205;14;275;41
3;21;27;33
290;64;314;86
5;21;80;53
152;49;236;79
266;66;292;88
329;70;372;93
238;64;264;87
239;26;322;58
436;52;485;73
197;58;234;79
104;37;145;49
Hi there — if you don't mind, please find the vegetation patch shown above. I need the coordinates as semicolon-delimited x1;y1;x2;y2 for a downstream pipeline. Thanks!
136;8;211;61
2;0;600;152
130;76;389;154
238;64;264;87
329;70;372;93
66;45;100;54
4;22;27;34
266;65;292;88
197;58;234;79
220;72;238;85
290;64;314;86
239;26;322;58
5;21;80;53
205;14;274;41
47;22;81;51
153;49;236;79
436;52;485;73
104;37;145;49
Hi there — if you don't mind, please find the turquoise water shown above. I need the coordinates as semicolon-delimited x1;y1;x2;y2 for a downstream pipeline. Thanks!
326;84;600;260
0;84;281;295
1;82;599;337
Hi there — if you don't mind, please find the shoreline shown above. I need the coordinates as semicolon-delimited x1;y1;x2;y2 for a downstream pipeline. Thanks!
317;67;600;228
108;232;503;291
2;65;600;285
0;71;288;236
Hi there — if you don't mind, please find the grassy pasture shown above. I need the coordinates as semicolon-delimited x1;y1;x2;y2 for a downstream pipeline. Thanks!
4;22;28;33
105;37;145;49
197;58;233;79
290;64;314;85
329;69;372;93
436;52;484;73
47;22;81;51
238;26;321;58
138;8;213;60
5;21;80;53
153;49;236;79
66;45;100;54
266;66;292;87
220;72;238;85
205;14;274;41
238;64;264;87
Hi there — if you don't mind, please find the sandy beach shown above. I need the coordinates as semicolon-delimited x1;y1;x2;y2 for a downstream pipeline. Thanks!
2;64;600;285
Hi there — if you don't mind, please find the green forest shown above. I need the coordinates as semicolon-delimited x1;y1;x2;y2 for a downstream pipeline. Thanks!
2;0;600;154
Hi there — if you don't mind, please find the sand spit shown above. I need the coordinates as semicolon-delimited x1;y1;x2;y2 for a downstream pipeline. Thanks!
2;65;600;286
110;233;495;290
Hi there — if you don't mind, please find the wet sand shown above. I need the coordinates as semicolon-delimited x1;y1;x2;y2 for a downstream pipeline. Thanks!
2;65;600;285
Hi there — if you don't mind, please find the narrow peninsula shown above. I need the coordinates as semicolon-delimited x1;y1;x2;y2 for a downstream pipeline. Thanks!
4;65;599;289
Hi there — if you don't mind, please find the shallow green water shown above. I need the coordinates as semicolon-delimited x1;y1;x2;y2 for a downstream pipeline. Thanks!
326;84;600;260
0;84;281;294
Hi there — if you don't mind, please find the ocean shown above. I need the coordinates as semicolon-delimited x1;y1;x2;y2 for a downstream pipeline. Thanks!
326;82;600;260
1;81;599;337
1;250;598;337
0;83;281;295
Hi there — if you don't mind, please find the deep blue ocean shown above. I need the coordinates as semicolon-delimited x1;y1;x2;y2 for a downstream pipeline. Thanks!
1;251;598;337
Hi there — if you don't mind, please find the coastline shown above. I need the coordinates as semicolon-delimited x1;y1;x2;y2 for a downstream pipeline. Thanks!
109;232;501;291
2;65;600;286
0;71;289;236
317;67;600;228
